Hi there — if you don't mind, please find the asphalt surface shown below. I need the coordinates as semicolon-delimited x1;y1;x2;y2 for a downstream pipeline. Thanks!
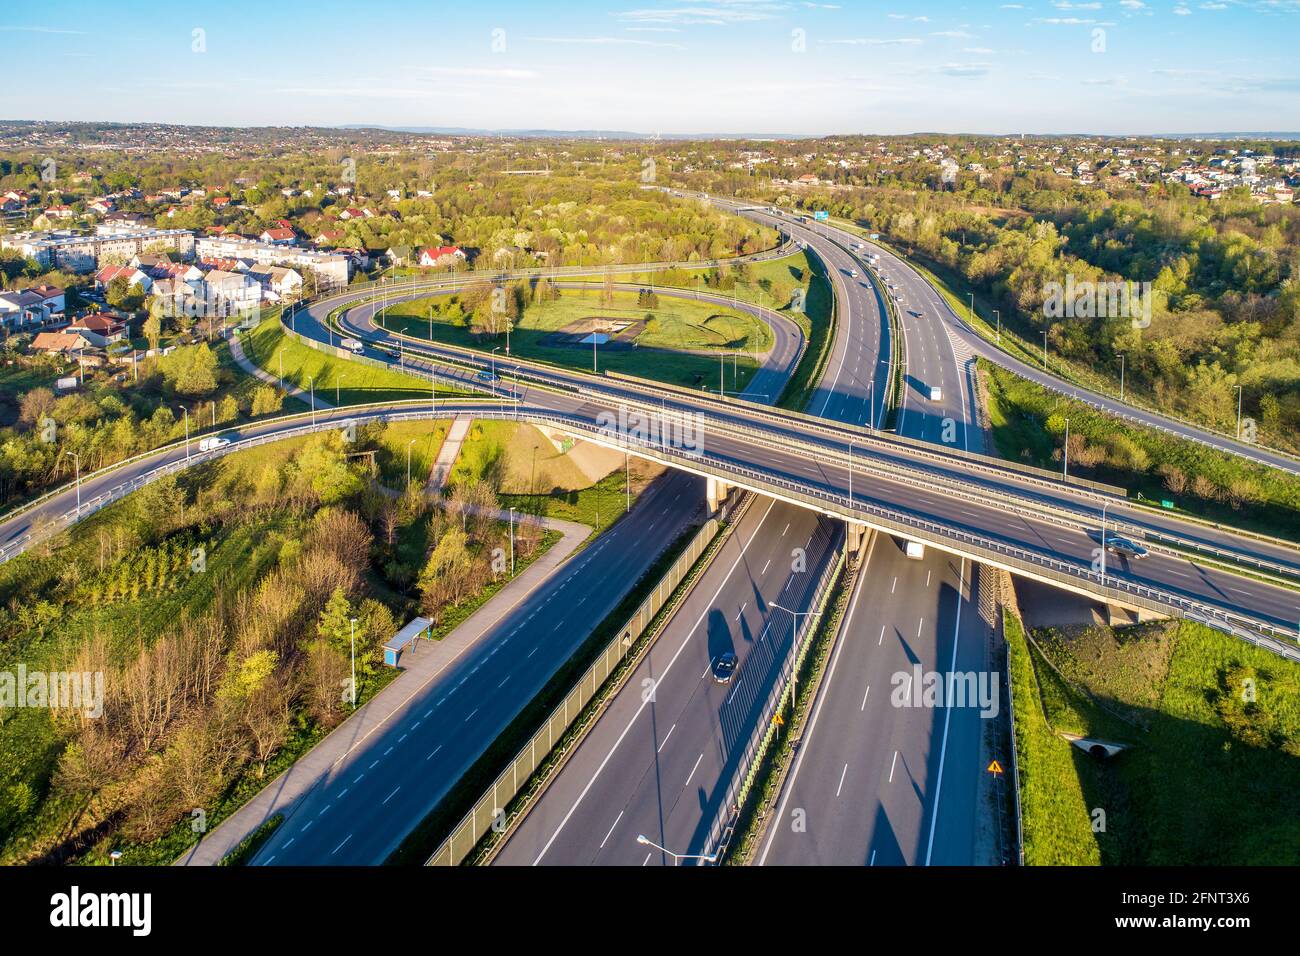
495;498;843;864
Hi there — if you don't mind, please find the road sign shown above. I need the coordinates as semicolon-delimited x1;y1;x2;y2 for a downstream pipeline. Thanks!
1161;500;1175;509
814;210;829;221
773;713;785;727
986;759;1004;777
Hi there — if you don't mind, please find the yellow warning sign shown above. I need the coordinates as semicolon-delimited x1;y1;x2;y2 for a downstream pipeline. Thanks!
987;760;1004;776
773;713;785;727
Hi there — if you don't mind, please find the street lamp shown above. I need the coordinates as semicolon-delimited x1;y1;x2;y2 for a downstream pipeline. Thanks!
847;439;854;505
1118;352;1126;403
277;348;285;391
772;602;822;712
1099;500;1110;582
176;405;190;462
348;617;357;707
336;373;347;406
491;346;501;397
1063;417;1070;481
508;507;516;575
1234;385;1243;439
1041;329;1049;370
994;309;1001;344
635;834;718;865
307;376;316;426
406;438;417;487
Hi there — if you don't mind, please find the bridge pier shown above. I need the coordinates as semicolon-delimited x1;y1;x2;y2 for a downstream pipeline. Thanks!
706;476;732;515
846;521;871;558
1105;603;1168;627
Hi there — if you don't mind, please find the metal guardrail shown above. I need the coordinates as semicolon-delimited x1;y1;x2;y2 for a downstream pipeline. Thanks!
1001;599;1026;867
426;514;723;866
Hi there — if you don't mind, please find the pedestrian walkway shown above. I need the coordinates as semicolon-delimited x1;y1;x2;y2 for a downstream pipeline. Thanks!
426;415;471;491
228;332;335;410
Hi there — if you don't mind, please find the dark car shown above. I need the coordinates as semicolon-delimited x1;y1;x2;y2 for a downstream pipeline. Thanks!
1104;534;1149;559
710;652;738;684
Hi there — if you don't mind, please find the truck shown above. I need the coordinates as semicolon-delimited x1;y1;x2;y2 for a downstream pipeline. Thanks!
198;437;230;453
929;385;943;402
905;541;926;560
341;337;364;354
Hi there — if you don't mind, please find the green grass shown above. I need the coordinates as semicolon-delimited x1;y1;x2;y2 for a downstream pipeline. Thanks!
372;420;450;489
383;288;765;393
1004;608;1103;865
241;310;455;406
982;360;1300;540
1010;609;1300;865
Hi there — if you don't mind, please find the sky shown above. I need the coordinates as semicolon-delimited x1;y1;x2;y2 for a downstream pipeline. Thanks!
3;0;1299;135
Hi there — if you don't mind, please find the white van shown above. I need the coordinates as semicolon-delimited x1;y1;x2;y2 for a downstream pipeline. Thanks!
199;437;230;453
905;541;926;560
929;385;943;402
341;337;364;354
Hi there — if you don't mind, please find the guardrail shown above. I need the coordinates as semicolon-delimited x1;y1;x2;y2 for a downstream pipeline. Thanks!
426;512;723;866
716;536;845;859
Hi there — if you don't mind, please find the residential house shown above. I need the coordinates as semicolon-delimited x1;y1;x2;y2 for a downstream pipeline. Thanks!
96;264;152;295
418;245;466;268
201;269;262;314
30;330;97;356
44;204;74;220
245;264;303;302
259;227;296;245
385;245;412;266
67;312;127;347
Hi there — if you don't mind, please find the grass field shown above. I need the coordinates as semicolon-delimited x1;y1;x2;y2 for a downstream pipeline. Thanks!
241;311;460;406
1009;607;1300;865
372;420;450;489
382;288;766;393
982;360;1300;538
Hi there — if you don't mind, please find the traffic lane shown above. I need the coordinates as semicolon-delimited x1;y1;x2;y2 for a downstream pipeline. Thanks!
495;495;787;864
865;239;1300;476
255;469;704;864
498;503;840;865
759;539;963;865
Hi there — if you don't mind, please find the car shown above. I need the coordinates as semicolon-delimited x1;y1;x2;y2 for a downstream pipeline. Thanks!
1104;534;1149;559
710;652;738;684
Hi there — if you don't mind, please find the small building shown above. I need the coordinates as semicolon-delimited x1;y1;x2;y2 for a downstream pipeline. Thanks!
383;617;434;667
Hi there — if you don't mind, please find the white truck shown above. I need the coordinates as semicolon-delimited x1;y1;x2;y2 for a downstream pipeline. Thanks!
341;337;364;354
905;541;926;560
198;437;230;453
929;385;943;402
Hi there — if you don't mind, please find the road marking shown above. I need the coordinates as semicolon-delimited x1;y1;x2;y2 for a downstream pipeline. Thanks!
869;850;876;866
301;820;313;833
917;618;924;638
398;734;407;743
369;760;379;770
925;557;968;867
658;724;676;753
836;763;849;797
860;685;870;711
735;603;747;621
684;752;704;788
384;746;393;756
888;750;898;783
527;646;539;658
331;834;352;856
338;788;348;799
891;576;897;594
599;811;624;849
427;745;442;761
382;787;401;805
926;570;932;587
529;498;779;865
762;559;771;575
782;523;790;536
878;625;885;646
498;676;510;689
642;852;652;866
725;677;744;705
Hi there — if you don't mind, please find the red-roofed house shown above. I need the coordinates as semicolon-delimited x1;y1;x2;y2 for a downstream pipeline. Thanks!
96;265;152;294
259;227;296;245
67;312;127;347
418;246;466;268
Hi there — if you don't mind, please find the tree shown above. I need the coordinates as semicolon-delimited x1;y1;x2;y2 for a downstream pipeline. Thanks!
143;311;162;350
250;384;283;417
159;343;219;396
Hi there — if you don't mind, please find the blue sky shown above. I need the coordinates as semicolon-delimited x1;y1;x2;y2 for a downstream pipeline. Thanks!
3;0;1298;134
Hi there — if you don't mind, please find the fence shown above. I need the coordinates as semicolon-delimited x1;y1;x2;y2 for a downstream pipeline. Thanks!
426;513;723;866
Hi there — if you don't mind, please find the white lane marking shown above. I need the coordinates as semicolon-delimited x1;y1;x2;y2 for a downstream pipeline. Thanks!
891;576;897;594
657;724;676;753
497;676;510;689
888;750;899;784
684;752;704;788
725;677;744;705
836;763;849;797
735;603;747;621
331;834;352;856
878;625;885;646
762;559;771;575
641;852;652;866
527;646;539;658
860;685;870;711
427;745;442;761
926;570;932;587
757;537;879;866
463;708;478;723
869;850;876;866
599;811;624;849
925;557;968;866
530;498;779;865
382;786;401;805
917;618;924;638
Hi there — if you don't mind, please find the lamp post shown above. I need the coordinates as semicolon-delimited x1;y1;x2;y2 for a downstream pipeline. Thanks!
307;376;315;426
336;373;347;406
1118;352;1126;403
847;439;854;505
1063;417;1070;481
634;834;718;866
967;292;975;325
1234;385;1243;439
994;309;1001;344
406;438;417;487
1041;328;1049;370
508;507;515;575
348;617;357;707
1099;500;1110;582
176;405;190;462
491;346;501;397
772;602;822;713
277;348;284;391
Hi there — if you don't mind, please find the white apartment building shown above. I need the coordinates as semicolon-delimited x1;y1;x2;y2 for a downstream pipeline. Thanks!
194;236;349;291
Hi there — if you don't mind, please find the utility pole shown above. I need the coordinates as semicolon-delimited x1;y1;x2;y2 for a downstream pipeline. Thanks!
1119;352;1126;403
349;617;357;707
1063;417;1070;481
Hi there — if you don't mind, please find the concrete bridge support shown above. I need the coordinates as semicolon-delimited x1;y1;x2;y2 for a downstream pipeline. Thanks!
706;476;732;515
846;521;871;558
1105;604;1169;627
